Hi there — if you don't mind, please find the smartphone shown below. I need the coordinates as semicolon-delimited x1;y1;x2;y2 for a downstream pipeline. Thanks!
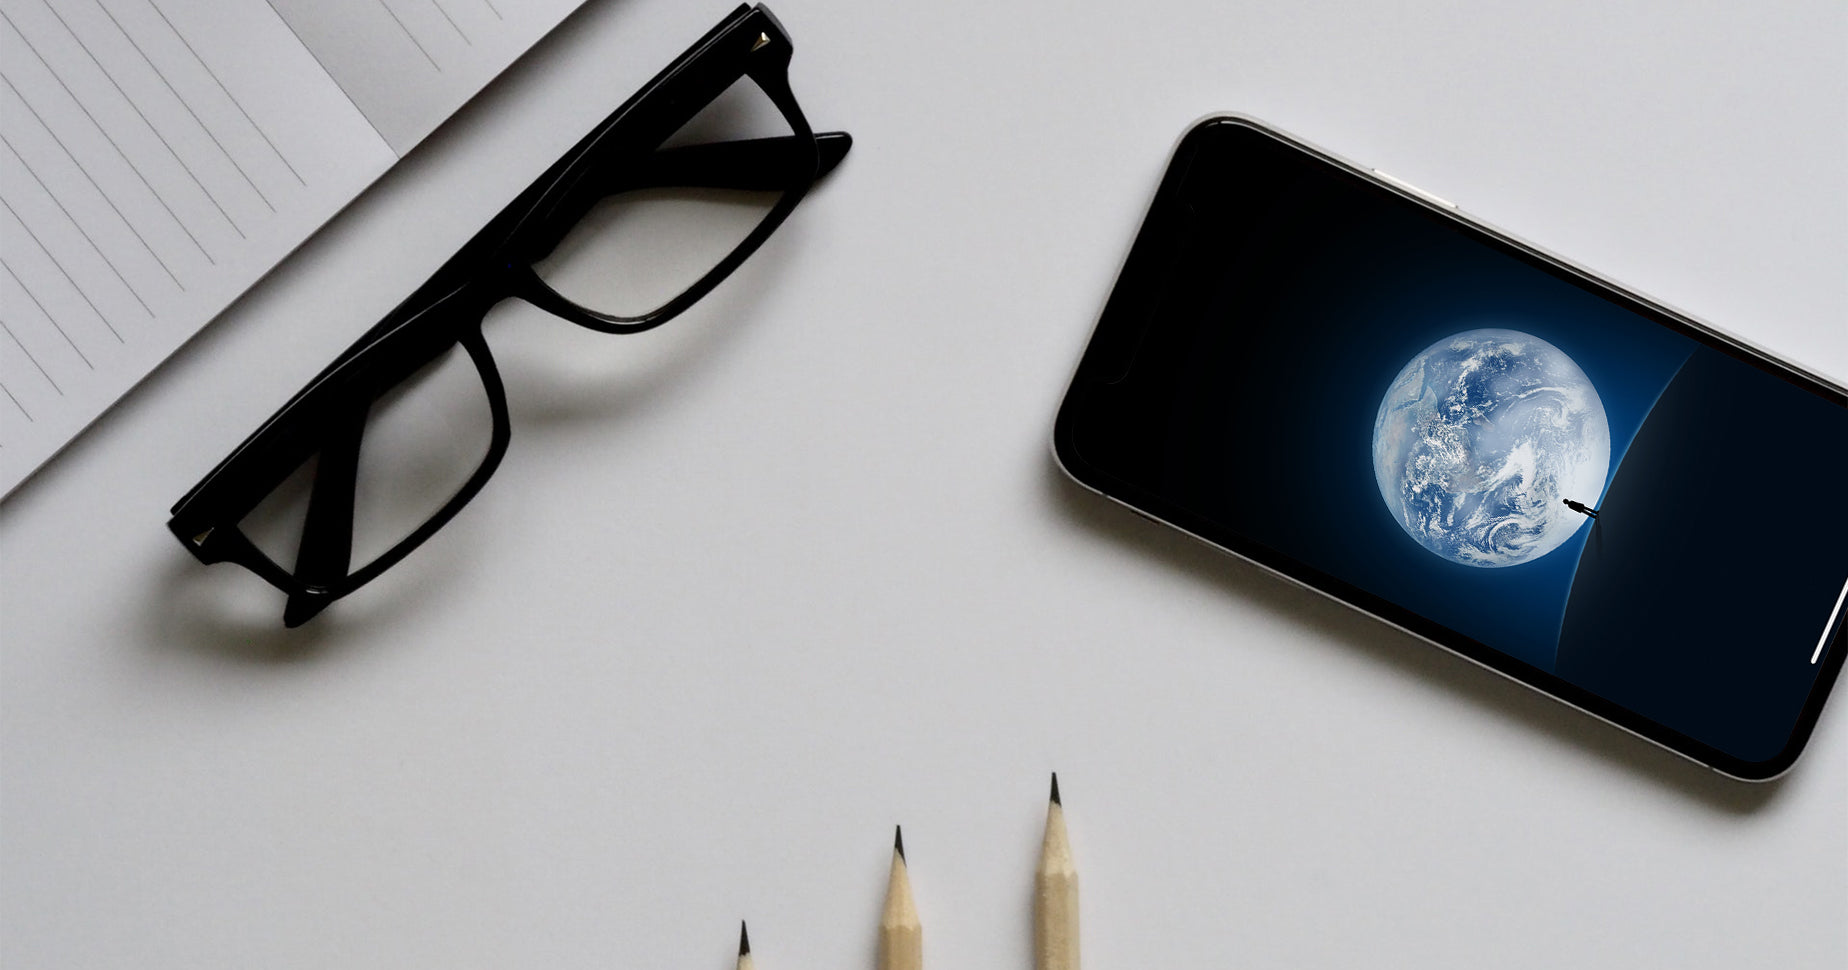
1053;115;1848;780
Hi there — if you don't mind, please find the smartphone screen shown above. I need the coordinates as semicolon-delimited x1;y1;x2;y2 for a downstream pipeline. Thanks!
1055;118;1848;778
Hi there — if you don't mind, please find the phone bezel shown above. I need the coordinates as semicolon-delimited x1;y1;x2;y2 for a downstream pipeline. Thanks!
1052;114;1847;782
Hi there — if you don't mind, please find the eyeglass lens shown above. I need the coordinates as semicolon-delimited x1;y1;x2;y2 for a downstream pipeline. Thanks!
235;70;803;584
532;74;798;319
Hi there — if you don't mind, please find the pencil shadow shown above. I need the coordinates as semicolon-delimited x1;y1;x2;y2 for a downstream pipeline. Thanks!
1041;457;1786;814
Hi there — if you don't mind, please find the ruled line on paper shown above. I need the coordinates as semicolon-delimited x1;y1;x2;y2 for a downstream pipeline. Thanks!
377;0;440;71
429;0;468;45
0;0;392;497
36;0;248;239
89;0;276;212
2;0;578;497
0;258;91;371
1;0;349;399
0;311;69;392
266;0;585;153
0;128;153;315
1;71;187;287
145;0;304;186
1;379;33;420
0;253;92;376
0;194;121;342
0;8;218;263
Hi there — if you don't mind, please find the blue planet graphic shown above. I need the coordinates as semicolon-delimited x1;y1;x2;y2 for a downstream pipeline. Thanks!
1372;329;1610;567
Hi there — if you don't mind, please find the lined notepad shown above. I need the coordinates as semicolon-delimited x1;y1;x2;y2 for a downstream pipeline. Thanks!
0;0;583;498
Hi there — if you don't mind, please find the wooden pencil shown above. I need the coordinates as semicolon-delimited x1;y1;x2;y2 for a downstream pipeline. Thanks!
737;921;754;970
1035;773;1079;970
878;825;923;970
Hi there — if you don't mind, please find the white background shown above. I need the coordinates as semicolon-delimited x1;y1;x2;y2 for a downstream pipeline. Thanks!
3;0;1844;966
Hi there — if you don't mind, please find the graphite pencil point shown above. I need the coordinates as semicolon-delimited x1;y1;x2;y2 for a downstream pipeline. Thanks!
736;919;756;970
879;826;923;970
894;823;905;860
1037;780;1079;970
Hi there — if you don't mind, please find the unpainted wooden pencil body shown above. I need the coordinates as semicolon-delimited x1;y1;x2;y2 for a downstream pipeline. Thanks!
1035;797;1079;970
878;843;922;970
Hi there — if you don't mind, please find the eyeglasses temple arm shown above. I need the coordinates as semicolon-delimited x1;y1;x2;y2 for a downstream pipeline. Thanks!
283;404;366;627
605;130;851;194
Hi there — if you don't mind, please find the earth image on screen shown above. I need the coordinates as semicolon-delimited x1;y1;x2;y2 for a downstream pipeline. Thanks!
1372;328;1610;567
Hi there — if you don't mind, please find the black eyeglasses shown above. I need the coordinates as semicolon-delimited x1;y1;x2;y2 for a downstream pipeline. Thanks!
168;5;850;626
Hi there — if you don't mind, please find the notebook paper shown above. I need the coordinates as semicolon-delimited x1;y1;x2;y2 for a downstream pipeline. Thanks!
0;0;583;498
268;0;588;155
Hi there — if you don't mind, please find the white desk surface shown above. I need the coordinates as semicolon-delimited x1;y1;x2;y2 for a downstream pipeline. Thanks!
3;1;1844;966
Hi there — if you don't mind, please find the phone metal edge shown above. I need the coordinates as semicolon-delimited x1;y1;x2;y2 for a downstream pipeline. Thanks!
1049;111;1844;783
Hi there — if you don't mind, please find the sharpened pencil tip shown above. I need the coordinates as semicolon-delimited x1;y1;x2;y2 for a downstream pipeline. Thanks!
738;921;750;956
1050;771;1061;805
894;824;905;860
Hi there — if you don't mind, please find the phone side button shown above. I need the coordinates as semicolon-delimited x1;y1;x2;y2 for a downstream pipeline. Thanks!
1128;507;1164;526
1371;168;1459;209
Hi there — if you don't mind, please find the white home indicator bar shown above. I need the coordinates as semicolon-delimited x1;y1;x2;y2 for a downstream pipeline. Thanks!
1814;575;1848;665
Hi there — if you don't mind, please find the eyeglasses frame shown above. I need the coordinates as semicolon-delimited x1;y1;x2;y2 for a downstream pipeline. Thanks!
167;4;846;625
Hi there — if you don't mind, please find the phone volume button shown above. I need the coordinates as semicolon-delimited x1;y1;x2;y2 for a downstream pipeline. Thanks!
1371;168;1458;209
